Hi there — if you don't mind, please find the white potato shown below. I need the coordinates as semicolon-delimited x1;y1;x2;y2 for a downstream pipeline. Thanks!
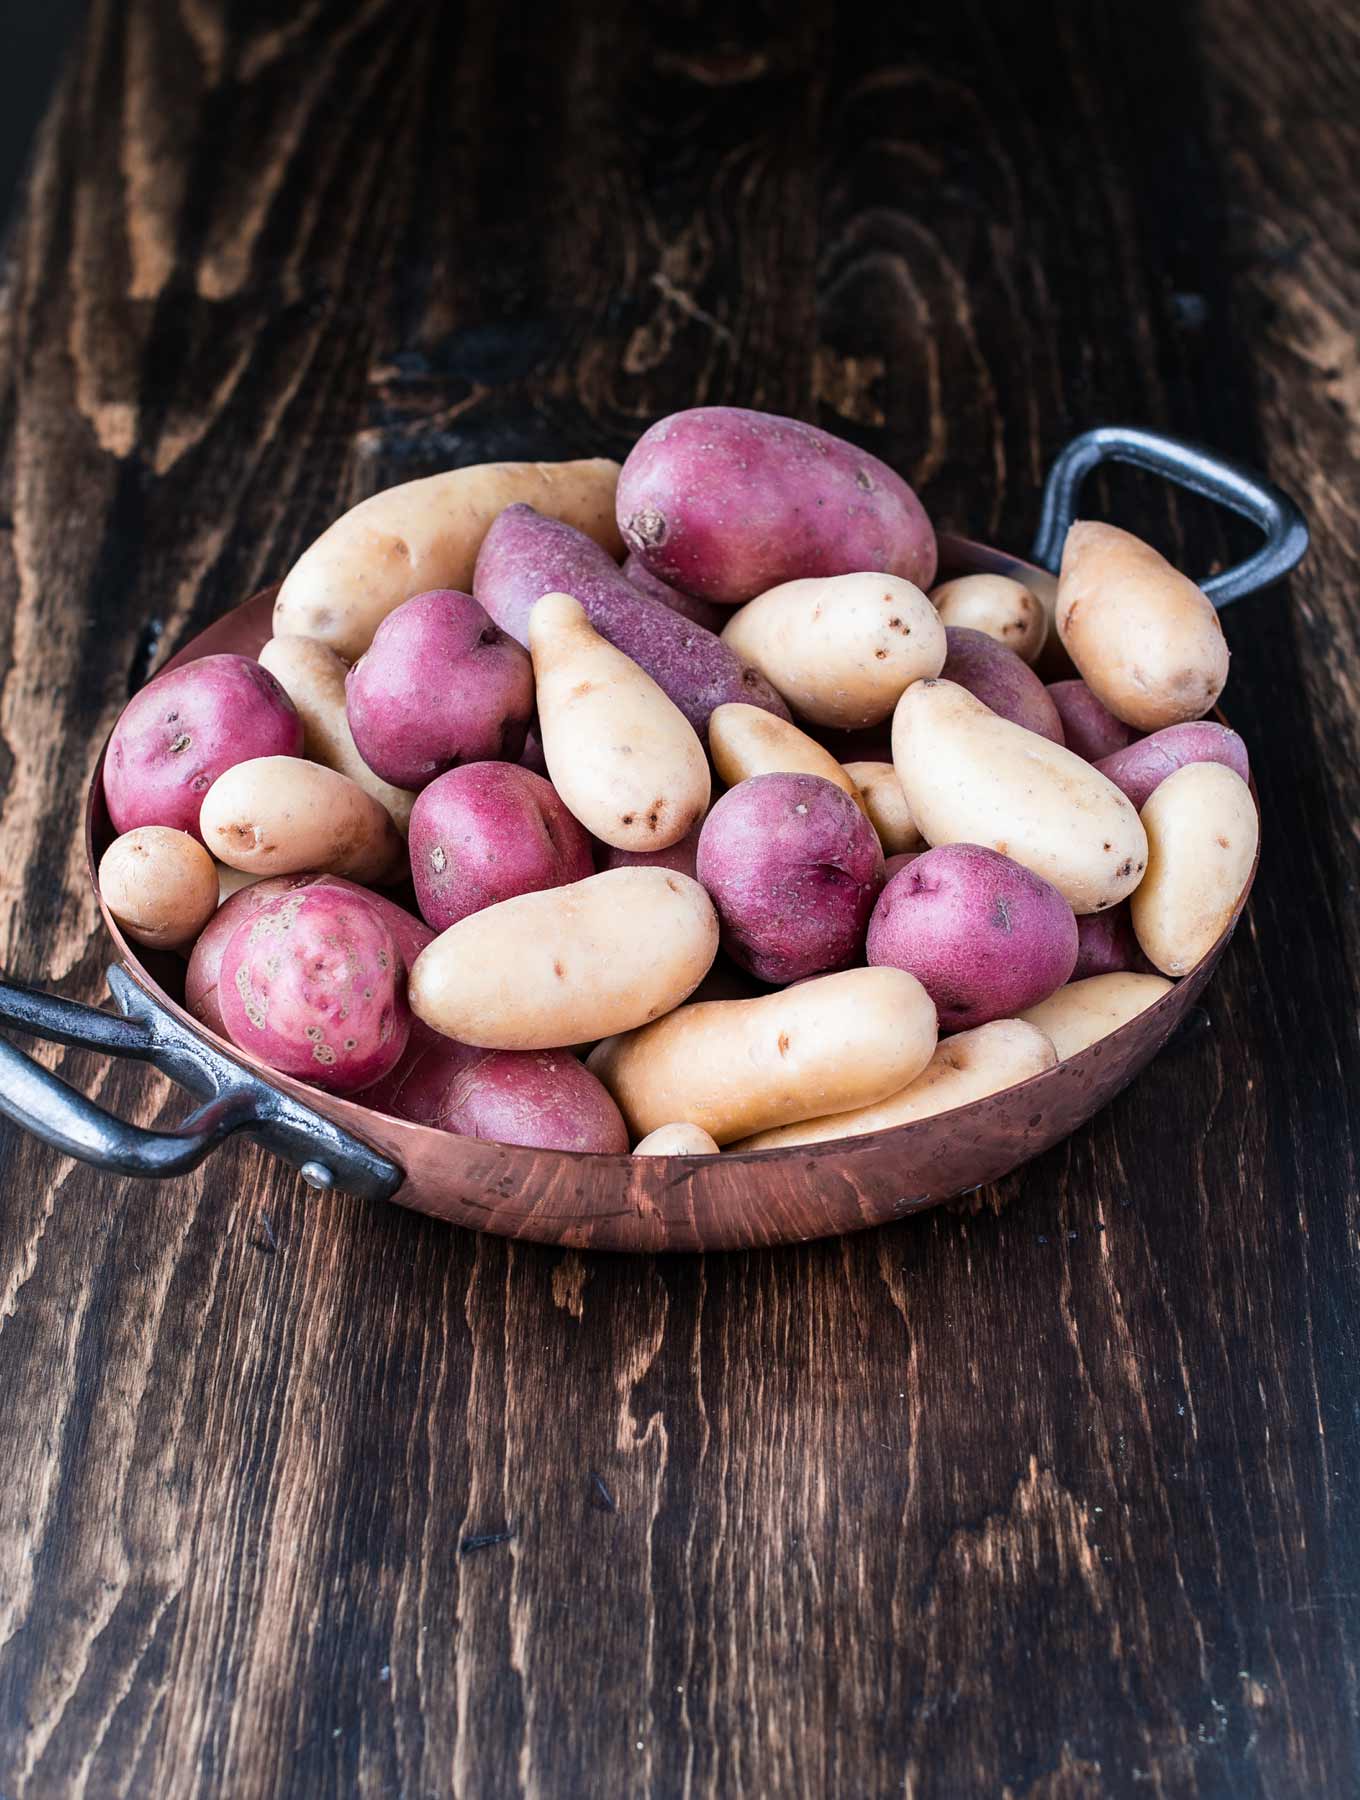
632;1123;721;1156
720;573;944;728
1131;762;1258;974
707;703;866;811
587;967;937;1144
99;827;219;952
1057;521;1229;729
529;592;710;851
200;756;404;885
409;868;718;1050
892;679;1147;913
930;574;1048;664
732;1018;1056;1150
844;760;921;853
1018;972;1173;1059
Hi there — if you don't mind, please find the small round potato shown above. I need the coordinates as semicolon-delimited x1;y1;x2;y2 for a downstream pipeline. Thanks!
732;1018;1057;1149
200;756;405;885
719;573;945;729
99;827;219;951
632;1123;721;1156
844;761;921;854
1018;972;1174;1060
930;575;1048;664
707;703;865;810
1130;763;1258;975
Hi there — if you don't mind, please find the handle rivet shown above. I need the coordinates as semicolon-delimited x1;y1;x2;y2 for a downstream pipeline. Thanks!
300;1160;336;1191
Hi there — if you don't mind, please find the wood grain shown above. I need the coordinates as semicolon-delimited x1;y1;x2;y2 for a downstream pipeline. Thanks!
1;0;1357;1794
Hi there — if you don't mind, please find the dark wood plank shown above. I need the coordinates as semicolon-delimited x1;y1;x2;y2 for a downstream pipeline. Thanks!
1;0;1357;1795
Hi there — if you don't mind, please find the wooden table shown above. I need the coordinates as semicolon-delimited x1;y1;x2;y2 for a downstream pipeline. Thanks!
1;2;1356;1794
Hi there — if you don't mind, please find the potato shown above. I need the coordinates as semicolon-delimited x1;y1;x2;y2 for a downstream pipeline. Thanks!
409;868;718;1050
1094;720;1249;811
844;761;921;854
408;761;594;931
696;773;884;983
892;679;1147;913
633;1123;721;1156
602;819;703;881
941;628;1064;743
623;554;729;634
364;1038;629;1153
929;575;1047;664
200;756;405;885
99;827;219;952
272;458;623;661
1018;972;1173;1059
528;592;710;853
587;967;937;1144
708;703;865;810
473;505;789;734
884;850;922;881
257;635;416;832
719;573;945;729
1073;903;1152;980
866;845;1077;1030
216;865;264;904
1045;679;1139;763
105;654;303;840
732;1018;1057;1150
1130;763;1258;975
616;406;937;603
1057;522;1230;729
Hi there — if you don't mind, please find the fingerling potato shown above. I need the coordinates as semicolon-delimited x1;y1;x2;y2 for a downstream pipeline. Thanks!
200;756;405;884
844;761;921;854
708;703;865;810
633;1123;721;1156
1018;972;1173;1059
1130;762;1258;974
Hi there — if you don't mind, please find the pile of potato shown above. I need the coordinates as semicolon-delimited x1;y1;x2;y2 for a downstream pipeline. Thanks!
96;406;1258;1158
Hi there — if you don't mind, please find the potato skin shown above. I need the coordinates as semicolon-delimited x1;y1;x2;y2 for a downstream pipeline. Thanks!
616;407;937;603
409;868;718;1050
1057;521;1230;729
409;761;594;931
473;505;789;734
587;966;938;1144
720;573;945;729
218;887;411;1094
1046;679;1139;763
866;845;1077;1030
930;575;1047;664
1018;972;1173;1059
844;761;921;854
696;773;884;983
623;554;730;634
345;589;534;789
941;628;1065;744
1072;903;1153;980
200;756;405;884
272;458;623;661
732;1018;1057;1150
632;1122;721;1156
105;654;303;840
1130;762;1258;975
707;703;865;809
892;680;1147;914
602;820;703;881
99;827;219;952
1094;721;1249;811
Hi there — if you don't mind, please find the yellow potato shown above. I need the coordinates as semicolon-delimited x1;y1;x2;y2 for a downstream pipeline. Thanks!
257;636;415;834
1131;763;1258;975
892;679;1147;913
1018;972;1173;1059
587;967;937;1145
1057;521;1229;729
733;1018;1056;1150
720;573;945;728
844;760;921;853
200;756;404;885
99;827;220;952
929;574;1048;664
707;703;866;812
632;1123;721;1156
409;868;718;1050
273;458;623;661
529;593;710;851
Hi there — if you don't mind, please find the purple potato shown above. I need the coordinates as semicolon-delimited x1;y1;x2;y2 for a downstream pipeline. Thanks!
1094;721;1250;811
1047;679;1140;762
1072;904;1155;980
941;628;1065;743
623;553;730;633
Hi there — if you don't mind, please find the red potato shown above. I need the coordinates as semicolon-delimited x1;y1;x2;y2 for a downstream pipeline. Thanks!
1046;679;1140;762
408;762;594;932
218;887;410;1094
602;820;703;881
364;1037;628;1153
866;844;1078;1031
941;629;1065;744
623;553;730;634
1094;721;1250;811
104;654;302;840
1072;904;1154;980
473;505;790;735
883;851;922;882
696;772;884;984
616;406;937;603
345;590;533;789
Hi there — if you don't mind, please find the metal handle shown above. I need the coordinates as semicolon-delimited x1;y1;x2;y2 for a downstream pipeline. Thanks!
0;966;403;1201
1031;425;1308;604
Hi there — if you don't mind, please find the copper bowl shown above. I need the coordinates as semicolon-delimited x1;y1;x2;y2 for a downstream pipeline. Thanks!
0;427;1306;1251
